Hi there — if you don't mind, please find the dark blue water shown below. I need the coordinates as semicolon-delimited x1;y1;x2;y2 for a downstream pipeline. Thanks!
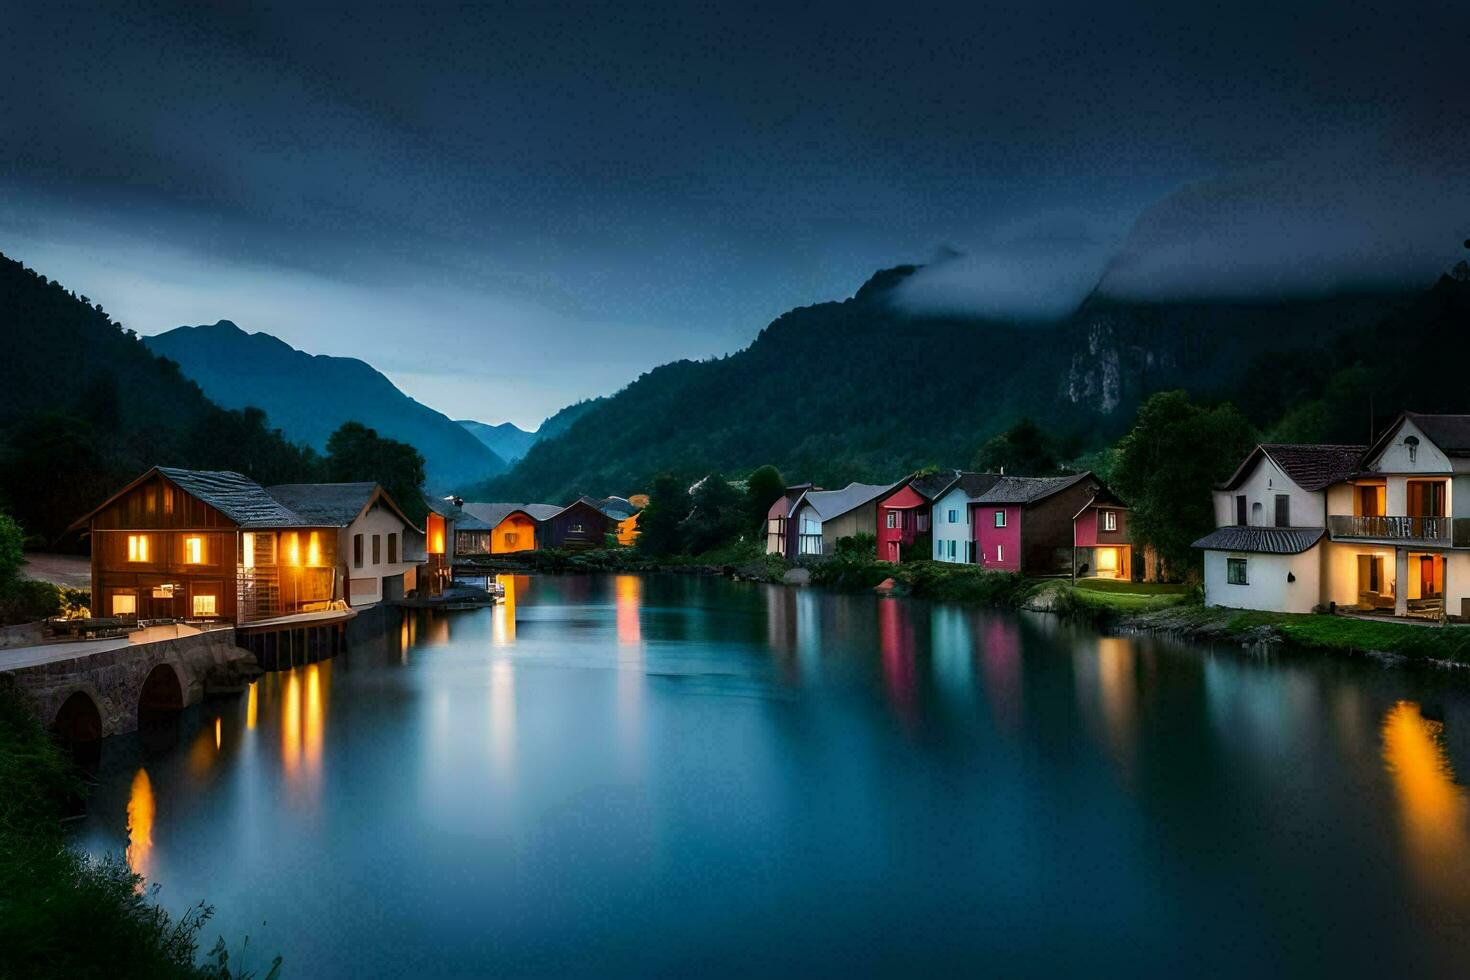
74;574;1470;976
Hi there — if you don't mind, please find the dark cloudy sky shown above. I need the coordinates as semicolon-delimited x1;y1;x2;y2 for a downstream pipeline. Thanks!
2;1;1465;427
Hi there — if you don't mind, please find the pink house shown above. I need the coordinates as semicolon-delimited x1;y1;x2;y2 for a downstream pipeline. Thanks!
970;473;1107;576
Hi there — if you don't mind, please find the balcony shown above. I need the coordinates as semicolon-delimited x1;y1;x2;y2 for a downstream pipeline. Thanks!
1327;515;1468;545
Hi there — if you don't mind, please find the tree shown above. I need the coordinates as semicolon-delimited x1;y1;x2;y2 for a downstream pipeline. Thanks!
1110;390;1256;581
971;418;1061;475
742;464;785;534
325;421;428;523
681;472;743;554
0;412;117;546
635;473;687;557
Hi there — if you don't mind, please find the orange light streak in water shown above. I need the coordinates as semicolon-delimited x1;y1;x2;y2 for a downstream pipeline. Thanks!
245;681;258;729
1381;700;1470;900
126;768;155;885
493;574;517;646
615;575;641;647
304;663;325;778
282;671;301;779
215;716;222;749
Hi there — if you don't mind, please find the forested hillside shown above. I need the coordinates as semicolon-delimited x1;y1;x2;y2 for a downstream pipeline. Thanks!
470;265;1415;500
0;252;318;543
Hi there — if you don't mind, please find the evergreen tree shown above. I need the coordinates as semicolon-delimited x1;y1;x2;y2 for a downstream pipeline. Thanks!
325;421;428;523
742;464;785;534
635;473;687;556
971;418;1061;475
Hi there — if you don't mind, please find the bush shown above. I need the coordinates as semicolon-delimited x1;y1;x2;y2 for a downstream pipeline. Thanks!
834;533;876;558
0;578;61;626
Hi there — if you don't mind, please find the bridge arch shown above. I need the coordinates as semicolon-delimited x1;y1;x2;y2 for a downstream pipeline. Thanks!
137;662;185;727
52;689;103;744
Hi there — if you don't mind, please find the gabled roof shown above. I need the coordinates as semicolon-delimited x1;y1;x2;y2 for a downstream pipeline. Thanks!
588;495;639;520
70;466;321;532
971;472;1092;505
908;470;961;501
793;482;895;521
1193;526;1325;555
1364;412;1470;463
265;482;420;532
428;496;492;530
549;497;615;522
1220;444;1365;492
1072;487;1129;521
460;501;563;528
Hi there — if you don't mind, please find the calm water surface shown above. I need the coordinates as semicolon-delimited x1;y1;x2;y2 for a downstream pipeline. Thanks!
75;575;1470;977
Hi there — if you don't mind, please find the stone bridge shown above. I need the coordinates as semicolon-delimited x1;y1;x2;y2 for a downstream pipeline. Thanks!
1;626;259;741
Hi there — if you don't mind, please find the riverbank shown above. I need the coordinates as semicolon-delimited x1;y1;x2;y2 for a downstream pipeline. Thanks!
0;686;279;979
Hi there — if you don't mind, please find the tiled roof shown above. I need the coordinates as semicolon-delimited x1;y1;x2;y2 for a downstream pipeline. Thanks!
266;482;378;526
971;472;1092;505
460;502;562;528
1192;526;1325;554
1261;444;1366;491
157;467;312;528
908;470;961;500
796;482;895;520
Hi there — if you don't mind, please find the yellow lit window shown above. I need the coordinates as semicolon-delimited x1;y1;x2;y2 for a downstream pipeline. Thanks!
184;536;204;564
242;532;255;568
285;532;301;566
112;593;137;616
192;594;218;617
307;531;321;567
127;535;149;562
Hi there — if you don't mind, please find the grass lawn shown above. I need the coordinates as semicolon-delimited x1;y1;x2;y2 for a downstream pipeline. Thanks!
1072;578;1191;595
1223;610;1470;662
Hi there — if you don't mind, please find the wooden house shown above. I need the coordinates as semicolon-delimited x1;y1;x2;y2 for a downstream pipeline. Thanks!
68;467;344;625
970;473;1111;576
1071;487;1134;581
460;502;562;553
786;482;894;557
543;497;614;550
266;482;425;606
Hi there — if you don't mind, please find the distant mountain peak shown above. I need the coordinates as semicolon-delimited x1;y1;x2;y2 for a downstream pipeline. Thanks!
853;264;921;302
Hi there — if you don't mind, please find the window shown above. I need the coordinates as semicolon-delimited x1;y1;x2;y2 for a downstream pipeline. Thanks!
183;535;204;564
1235;495;1247;525
1250;502;1263;526
994;510;1006;528
886;511;897;529
192;594;218;617
354;533;364;568
1101;510;1117;532
112;593;137;616
570;523;584;533
1274;494;1290;528
996;544;1005;563
948;509;959;523
242;532;256;568
1227;558;1248;585
127;534;149;562
388;533;398;564
948;540;957;559
372;534;382;564
966;541;975;563
505;532;519;547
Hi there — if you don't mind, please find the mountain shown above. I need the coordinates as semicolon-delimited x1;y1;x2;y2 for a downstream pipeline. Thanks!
145;322;506;490
0;251;318;542
456;420;539;463
468;264;1418;501
457;398;610;463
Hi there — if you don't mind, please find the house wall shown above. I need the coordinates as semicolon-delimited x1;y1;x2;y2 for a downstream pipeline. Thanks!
974;504;1021;572
546;503;610;550
1202;546;1322;614
343;504;419;607
766;496;793;555
492;513;539;553
932;486;972;563
820;500;880;553
1214;455;1324;528
1018;481;1102;575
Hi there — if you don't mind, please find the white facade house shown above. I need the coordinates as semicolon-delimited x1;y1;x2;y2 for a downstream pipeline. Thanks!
930;473;1003;563
1196;414;1470;620
267;482;424;607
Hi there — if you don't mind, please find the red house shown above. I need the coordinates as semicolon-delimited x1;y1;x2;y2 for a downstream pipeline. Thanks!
971;473;1118;577
875;470;960;563
1072;488;1133;580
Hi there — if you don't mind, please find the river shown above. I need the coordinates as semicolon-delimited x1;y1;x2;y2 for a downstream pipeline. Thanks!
72;574;1470;976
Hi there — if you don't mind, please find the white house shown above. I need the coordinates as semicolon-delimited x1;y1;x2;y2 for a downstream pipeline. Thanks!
931;472;1003;564
787;482;894;556
268;482;424;607
1196;413;1470;619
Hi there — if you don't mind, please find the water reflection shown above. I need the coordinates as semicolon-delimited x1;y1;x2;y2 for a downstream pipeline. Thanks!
246;681;257;729
879;599;917;721
979;617;1023;733
1382;700;1470;899
1075;638;1139;776
615;574;642;648
126;768;154;883
489;658;516;781
493;574;517;646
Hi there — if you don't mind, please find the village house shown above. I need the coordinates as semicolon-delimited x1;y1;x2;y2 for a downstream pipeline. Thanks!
423;496;491;595
69;467;349;626
929;472;1004;564
970;473;1112;576
542;497;616;550
874;471;962;563
1196;413;1470;619
461;502;562;553
265;482;424;607
786;482;894;557
591;496;642;546
765;483;816;557
1071;486;1133;580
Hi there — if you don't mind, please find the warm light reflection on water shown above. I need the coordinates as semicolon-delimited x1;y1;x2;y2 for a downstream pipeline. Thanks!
126;768;154;884
489;658;516;781
305;663;325;782
493;574;517;646
614;575;645;769
282;670;301;779
1382;700;1470;899
616;574;641;647
245;681;257;729
1090;637;1139;774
